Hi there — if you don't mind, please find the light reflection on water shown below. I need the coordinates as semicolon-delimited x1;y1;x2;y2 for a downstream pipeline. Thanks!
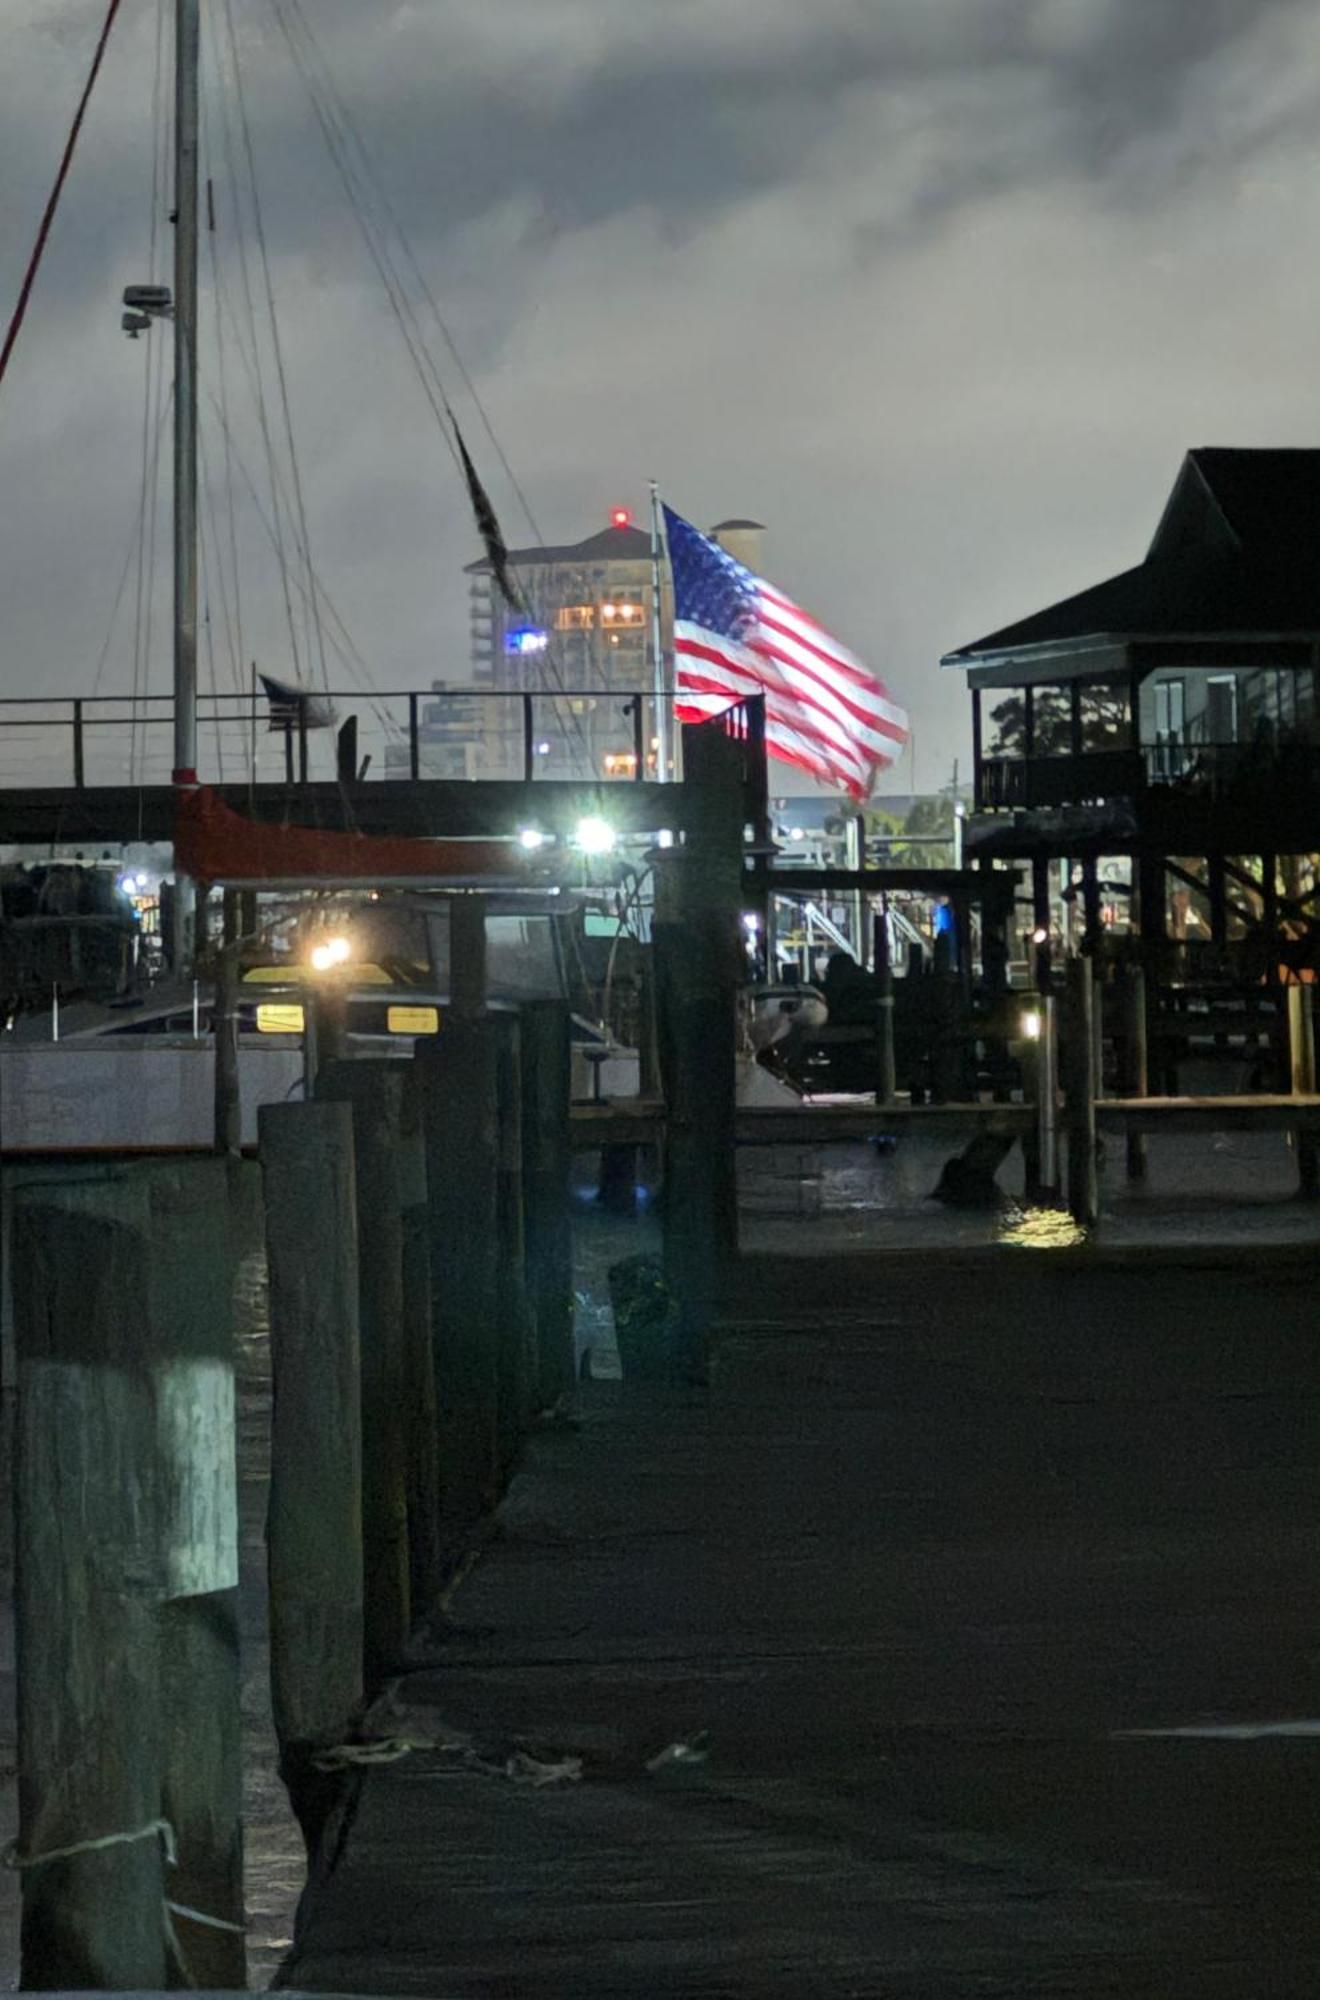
996;1205;1088;1251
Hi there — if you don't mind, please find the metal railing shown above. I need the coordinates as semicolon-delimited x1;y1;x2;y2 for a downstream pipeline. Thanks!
0;687;664;791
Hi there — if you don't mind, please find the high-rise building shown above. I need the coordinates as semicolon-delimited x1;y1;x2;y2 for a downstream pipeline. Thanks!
460;510;765;780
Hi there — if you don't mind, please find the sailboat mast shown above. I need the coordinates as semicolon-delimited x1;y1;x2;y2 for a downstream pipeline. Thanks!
172;0;199;963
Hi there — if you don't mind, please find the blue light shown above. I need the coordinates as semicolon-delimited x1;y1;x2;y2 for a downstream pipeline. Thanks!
504;626;548;657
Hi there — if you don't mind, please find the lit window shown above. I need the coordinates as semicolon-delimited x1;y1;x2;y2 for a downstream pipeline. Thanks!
387;1005;440;1036
554;604;595;630
600;601;642;624
256;1003;305;1035
603;751;639;776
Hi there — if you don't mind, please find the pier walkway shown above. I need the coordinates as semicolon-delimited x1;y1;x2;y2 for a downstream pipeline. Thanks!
280;1249;1320;1998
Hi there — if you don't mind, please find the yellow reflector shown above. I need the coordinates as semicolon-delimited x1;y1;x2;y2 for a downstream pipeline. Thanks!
256;1003;305;1035
387;1005;439;1036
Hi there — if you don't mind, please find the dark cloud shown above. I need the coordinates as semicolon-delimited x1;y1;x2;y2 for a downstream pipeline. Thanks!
2;0;1320;790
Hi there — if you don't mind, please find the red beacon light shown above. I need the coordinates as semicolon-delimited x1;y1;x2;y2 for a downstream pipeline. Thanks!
610;506;632;529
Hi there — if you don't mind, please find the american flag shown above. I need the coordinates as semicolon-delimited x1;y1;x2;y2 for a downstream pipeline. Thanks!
663;507;908;799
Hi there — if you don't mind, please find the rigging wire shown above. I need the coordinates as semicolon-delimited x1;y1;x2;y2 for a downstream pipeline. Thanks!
219;0;330;698
208;0;305;691
266;0;593;765
279;0;545;547
205;387;402;741
199;85;248;706
0;0;126;394
91;377;174;702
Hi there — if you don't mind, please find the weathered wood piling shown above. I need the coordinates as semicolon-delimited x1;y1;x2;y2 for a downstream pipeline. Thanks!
259;1100;363;1847
11;1161;244;1989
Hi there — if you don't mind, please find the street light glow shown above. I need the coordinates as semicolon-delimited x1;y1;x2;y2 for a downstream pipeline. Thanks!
518;827;546;851
310;935;352;973
574;816;616;856
1021;1009;1042;1041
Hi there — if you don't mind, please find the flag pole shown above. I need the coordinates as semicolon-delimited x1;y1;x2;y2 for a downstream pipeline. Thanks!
649;480;669;781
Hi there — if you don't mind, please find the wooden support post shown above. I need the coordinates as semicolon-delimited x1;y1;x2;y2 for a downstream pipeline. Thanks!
873;909;896;1106
416;1018;501;1549
1287;983;1319;1197
153;1161;244;1990
1080;855;1102;956
397;1086;441;1614
316;1060;412;1688
13;1176;169;1991
492;1012;533;1474
978;868;1011;996
657;722;742;1378
1209;854;1228;950
449;893;488;1022
259;1101;363;1849
1032;994;1059;1198
1031;853;1052;992
308;980;348;1082
1124;963;1149;1181
520;1000;575;1414
12;1163;243;1989
1065;957;1099;1227
1262;852;1279;969
213;945;241;1157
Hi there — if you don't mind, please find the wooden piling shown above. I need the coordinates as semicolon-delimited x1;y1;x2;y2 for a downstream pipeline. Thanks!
520;1000;575;1413
873;910;897;1106
642;722;742;1379
317;1060;412;1687
1065;957;1099;1227
12;1175;169;1991
151;1160;245;1990
12;1161;243;1989
1124;964;1149;1181
397;1080;442;1613
259;1101;363;1846
213;944;241;1157
1287;983;1319;1197
492;1011;533;1474
416;1017;501;1547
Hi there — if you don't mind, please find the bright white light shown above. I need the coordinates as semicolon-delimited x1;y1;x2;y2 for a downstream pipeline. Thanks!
574;816;615;856
518;827;546;851
327;935;351;965
310;944;334;973
537;740;551;756
790;826;805;841
1021;1009;1042;1041
1031;925;1049;946
656;829;674;849
119;873;140;894
743;912;761;932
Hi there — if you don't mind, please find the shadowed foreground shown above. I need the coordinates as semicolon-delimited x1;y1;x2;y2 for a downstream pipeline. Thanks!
280;1252;1320;1998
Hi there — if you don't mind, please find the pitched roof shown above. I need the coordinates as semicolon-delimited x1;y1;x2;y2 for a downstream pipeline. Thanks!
943;447;1320;664
464;523;652;575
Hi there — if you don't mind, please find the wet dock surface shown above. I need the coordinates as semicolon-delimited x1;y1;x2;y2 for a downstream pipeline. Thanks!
280;1251;1320;1998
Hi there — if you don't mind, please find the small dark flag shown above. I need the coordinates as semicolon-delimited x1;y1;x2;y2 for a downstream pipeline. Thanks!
455;424;522;613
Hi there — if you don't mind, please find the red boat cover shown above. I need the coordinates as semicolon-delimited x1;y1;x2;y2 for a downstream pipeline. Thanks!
175;785;521;885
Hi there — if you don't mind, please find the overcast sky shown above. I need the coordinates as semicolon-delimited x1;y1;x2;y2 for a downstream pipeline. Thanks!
2;0;1318;793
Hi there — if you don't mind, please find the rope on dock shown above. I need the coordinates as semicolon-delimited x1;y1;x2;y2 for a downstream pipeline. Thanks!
4;1813;246;1990
312;1733;583;1787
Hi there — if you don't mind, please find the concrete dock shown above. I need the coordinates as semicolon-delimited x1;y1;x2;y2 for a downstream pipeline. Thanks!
279;1249;1320;1998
